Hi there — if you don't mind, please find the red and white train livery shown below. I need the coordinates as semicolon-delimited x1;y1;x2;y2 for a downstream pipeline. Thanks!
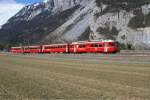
11;40;119;53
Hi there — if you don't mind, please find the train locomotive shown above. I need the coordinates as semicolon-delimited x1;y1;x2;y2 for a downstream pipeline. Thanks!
11;40;119;54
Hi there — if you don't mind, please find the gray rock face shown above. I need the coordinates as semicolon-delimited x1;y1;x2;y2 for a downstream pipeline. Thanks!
89;3;150;49
124;27;150;49
50;0;81;11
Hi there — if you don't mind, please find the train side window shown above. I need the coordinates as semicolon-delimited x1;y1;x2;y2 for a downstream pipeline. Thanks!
99;44;102;47
25;47;28;50
91;44;94;47
79;44;85;48
91;44;98;47
95;44;98;47
70;45;73;48
31;47;37;50
79;45;81;48
45;47;51;49
14;48;21;50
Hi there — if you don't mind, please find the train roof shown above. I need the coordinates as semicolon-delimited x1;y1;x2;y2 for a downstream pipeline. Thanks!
11;47;22;48
101;39;115;42
43;43;67;46
72;39;115;44
23;45;40;48
11;40;116;48
11;45;40;48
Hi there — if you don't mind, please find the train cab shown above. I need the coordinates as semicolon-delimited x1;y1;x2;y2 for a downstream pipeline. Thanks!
102;40;119;53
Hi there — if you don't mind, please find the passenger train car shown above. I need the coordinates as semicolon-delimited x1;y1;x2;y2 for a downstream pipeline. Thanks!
11;40;119;53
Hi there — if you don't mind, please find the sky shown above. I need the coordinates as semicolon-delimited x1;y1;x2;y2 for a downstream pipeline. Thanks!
16;0;42;4
0;0;43;27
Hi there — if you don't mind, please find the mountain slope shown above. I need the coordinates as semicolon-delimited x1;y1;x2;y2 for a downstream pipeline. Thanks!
0;0;83;44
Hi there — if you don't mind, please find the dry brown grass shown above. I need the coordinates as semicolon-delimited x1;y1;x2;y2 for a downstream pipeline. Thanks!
0;53;150;99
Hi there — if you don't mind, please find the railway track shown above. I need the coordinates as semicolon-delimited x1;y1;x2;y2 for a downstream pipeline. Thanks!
1;50;149;64
1;50;150;56
119;50;150;55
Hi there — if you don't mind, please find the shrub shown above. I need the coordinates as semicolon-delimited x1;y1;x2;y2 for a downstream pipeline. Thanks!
0;44;4;50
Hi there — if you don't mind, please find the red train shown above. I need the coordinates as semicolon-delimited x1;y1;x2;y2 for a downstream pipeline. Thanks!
11;40;119;53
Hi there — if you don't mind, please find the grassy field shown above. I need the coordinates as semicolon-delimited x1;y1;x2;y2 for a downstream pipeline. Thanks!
0;53;150;99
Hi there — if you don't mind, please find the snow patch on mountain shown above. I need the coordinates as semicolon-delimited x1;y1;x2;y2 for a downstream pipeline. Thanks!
43;0;50;3
14;3;45;21
12;0;92;21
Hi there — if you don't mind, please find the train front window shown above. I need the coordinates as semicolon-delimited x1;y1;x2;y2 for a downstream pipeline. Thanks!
108;42;115;46
107;42;118;47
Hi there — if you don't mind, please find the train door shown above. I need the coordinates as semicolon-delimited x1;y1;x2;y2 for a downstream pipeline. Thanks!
66;44;69;53
40;45;43;53
74;44;76;53
74;44;78;53
104;42;108;53
85;43;91;53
